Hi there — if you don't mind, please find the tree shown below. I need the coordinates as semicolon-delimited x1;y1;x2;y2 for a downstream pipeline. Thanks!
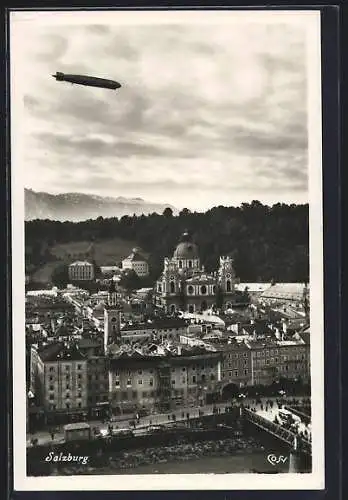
215;285;224;309
119;270;141;292
179;208;191;217
163;207;173;218
51;264;69;287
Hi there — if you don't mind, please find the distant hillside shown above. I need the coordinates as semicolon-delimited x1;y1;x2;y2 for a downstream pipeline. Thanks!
25;201;309;283
25;188;177;222
27;237;147;284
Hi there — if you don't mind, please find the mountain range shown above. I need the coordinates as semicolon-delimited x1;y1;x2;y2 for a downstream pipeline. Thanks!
25;188;177;222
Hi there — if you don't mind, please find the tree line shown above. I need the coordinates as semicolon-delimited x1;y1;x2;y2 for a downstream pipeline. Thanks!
25;201;309;283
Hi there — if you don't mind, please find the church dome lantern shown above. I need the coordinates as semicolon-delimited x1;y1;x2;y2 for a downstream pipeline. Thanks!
173;231;199;259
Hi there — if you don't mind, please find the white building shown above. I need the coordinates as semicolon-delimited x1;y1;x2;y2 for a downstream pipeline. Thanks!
122;248;149;277
68;261;95;281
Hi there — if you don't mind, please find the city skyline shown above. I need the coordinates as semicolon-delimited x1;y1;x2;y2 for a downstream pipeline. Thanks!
12;11;309;211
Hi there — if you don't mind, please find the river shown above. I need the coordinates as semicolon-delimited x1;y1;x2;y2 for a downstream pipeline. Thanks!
86;451;292;475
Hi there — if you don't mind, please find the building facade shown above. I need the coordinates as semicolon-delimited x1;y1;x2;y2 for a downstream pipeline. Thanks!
247;338;310;386
68;261;95;282
155;231;238;314
122;248;149;277
31;342;89;424
108;350;222;415
87;356;110;419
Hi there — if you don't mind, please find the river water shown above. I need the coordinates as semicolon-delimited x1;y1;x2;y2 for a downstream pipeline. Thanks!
89;451;291;475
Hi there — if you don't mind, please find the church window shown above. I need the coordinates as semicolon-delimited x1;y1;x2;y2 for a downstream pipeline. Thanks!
188;260;192;268
213;285;217;294
226;280;231;292
188;305;194;313
170;282;175;293
188;285;194;295
111;317;117;323
201;285;207;295
179;260;183;269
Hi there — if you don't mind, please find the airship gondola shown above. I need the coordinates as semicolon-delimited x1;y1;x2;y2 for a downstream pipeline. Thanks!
52;72;121;90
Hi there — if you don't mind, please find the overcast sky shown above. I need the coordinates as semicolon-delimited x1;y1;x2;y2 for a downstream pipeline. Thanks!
11;11;312;211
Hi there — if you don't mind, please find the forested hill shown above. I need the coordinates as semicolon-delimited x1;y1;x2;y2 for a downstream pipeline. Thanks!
25;201;309;283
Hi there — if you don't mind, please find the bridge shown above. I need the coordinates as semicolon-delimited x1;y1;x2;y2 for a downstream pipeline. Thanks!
243;408;311;456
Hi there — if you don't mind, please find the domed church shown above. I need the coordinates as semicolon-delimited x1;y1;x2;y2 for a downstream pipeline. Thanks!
155;231;238;314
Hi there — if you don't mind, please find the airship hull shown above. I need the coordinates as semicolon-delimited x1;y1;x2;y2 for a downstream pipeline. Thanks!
53;72;121;90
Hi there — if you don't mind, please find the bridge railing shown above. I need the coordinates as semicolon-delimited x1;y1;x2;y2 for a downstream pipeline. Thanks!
243;408;311;455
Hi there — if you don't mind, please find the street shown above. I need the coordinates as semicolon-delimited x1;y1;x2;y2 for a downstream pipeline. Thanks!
27;396;310;447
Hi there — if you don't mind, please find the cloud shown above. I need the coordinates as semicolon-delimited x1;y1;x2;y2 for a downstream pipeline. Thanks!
11;13;312;210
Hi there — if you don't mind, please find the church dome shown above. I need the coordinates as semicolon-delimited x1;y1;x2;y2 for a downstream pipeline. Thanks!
173;232;199;259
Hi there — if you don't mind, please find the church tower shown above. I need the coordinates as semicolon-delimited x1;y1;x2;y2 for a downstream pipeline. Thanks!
104;276;122;353
218;256;236;295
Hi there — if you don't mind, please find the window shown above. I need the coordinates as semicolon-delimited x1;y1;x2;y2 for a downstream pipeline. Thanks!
66;393;70;399
78;392;82;398
77;364;82;370
171;380;175;385
201;285;207;295
65;366;70;371
138;379;143;385
226;280;231;292
78;402;81;408
115;380;120;387
149;378;154;386
142;391;147;398
49;385;54;391
234;371;238;377
182;377;186;383
66;403;70;409
49;367;54;372
188;260;192;268
78;374;82;379
49;376;53;381
210;374;215;381
66;384;70;390
244;369;248;375
49;394;54;400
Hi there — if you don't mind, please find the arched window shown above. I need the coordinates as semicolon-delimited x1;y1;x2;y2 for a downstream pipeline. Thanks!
226;280;231;292
201;285;207;295
188;305;194;313
213;285;217;294
170;281;175;293
188;260;192;268
178;260;183;269
188;285;194;295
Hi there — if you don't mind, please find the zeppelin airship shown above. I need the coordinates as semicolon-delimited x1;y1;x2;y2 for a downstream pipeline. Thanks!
52;72;121;90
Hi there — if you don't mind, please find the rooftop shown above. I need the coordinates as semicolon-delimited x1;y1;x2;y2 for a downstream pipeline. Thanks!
69;261;93;267
38;342;86;362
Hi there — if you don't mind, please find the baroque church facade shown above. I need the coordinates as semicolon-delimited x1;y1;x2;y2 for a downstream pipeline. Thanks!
155;231;239;314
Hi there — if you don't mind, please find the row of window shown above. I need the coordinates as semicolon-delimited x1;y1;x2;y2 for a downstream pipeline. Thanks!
49;392;83;400
49;374;84;381
227;352;248;359
48;364;84;372
113;365;217;378
225;360;248;368
223;369;249;377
